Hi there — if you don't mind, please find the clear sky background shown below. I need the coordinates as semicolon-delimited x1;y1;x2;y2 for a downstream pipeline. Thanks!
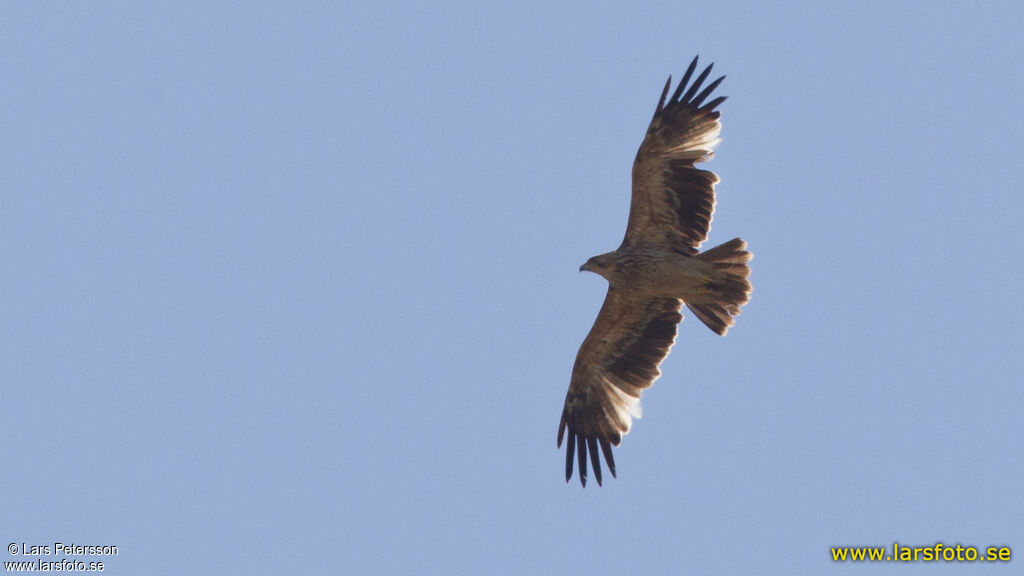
3;2;1022;574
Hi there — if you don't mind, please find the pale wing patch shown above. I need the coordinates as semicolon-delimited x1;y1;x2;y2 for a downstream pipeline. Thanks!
664;123;721;161
603;373;643;421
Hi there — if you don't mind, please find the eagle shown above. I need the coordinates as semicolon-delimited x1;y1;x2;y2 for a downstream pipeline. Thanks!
558;56;751;486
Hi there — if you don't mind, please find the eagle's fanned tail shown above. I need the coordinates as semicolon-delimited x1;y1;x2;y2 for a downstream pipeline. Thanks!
687;237;752;336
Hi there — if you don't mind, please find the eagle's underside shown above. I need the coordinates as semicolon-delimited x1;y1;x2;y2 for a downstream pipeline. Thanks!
558;56;751;487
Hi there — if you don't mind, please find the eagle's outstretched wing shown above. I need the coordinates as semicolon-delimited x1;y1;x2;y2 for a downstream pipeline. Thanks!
558;290;682;486
624;56;725;254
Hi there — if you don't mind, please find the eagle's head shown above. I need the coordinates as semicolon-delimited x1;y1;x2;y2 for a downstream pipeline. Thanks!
580;252;616;278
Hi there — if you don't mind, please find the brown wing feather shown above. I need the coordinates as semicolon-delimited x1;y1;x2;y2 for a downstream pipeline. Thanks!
558;290;682;486
625;56;726;254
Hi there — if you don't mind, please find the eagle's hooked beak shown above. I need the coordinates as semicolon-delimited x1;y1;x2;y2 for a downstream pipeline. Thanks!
580;257;601;273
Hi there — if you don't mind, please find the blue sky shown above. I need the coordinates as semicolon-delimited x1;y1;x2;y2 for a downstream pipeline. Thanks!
3;2;1022;574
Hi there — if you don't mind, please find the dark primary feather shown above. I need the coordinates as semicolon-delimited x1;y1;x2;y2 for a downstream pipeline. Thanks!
692;76;725;108
665;57;698;109
681;62;714;102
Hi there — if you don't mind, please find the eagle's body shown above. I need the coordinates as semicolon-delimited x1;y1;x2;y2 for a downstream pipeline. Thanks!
558;57;752;486
583;246;714;299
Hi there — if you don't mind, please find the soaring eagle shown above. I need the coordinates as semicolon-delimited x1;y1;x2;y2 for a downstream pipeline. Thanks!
558;56;751;486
